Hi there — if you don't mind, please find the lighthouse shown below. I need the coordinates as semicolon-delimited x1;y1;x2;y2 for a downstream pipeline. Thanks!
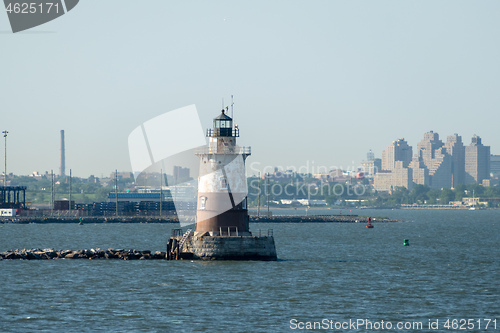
167;107;277;260
195;108;251;236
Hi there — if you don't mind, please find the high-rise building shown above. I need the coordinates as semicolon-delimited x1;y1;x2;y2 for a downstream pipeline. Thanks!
373;171;392;192
465;135;490;184
444;134;465;187
416;131;452;189
367;149;375;161
381;139;412;171
173;166;190;183
417;131;443;163
491;155;500;178
392;160;413;190
409;156;429;186
375;139;412;192
360;158;381;177
428;147;452;189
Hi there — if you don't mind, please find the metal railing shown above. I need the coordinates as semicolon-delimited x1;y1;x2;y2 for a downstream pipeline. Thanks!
195;146;251;155
171;228;183;237
252;229;273;237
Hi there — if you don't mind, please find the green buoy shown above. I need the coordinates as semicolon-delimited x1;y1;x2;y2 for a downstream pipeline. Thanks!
403;239;409;246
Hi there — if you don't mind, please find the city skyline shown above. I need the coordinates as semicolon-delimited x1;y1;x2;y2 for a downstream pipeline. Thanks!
2;1;500;177
373;131;494;191
1;129;498;180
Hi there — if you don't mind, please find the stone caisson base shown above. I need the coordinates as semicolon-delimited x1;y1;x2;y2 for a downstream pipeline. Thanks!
179;235;277;261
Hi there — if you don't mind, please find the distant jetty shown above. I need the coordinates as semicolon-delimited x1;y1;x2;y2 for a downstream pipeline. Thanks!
0;248;166;260
0;215;399;224
251;215;398;223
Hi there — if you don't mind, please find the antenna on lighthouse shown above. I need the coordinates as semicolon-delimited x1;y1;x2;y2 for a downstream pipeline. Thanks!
231;95;234;120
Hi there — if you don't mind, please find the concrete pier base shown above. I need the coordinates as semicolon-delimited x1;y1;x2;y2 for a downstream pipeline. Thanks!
172;234;277;261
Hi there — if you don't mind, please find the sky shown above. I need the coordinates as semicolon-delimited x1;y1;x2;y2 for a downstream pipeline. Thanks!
1;0;500;178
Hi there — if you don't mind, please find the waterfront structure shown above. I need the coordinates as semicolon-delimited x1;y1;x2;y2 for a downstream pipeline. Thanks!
0;185;26;209
194;109;251;236
169;108;277;260
465;135;490;184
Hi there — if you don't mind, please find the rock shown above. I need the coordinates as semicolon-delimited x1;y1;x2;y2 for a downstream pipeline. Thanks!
65;251;80;259
26;252;41;260
153;251;165;259
58;250;72;258
105;252;117;259
4;252;20;260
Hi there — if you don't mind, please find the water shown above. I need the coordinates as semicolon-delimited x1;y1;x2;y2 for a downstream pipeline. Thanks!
1;210;499;332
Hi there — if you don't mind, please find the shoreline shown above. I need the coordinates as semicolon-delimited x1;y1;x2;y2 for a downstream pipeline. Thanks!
0;215;400;224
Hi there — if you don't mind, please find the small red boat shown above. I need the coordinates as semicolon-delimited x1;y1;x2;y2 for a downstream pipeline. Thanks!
366;223;374;228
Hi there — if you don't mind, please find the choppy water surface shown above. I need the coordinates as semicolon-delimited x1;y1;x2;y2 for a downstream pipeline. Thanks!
1;210;499;332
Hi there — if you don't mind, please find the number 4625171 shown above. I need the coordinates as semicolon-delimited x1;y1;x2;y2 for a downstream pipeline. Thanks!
5;2;59;14
443;319;497;330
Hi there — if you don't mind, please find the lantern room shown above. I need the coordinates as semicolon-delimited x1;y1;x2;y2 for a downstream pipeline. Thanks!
211;109;235;137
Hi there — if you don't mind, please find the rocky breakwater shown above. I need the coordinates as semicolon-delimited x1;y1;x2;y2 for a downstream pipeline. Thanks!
0;248;166;260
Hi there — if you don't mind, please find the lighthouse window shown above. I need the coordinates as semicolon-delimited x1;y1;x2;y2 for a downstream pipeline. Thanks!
200;197;206;210
215;120;220;128
220;177;227;189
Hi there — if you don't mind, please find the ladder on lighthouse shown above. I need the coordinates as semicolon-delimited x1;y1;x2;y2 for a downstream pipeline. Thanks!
178;228;193;250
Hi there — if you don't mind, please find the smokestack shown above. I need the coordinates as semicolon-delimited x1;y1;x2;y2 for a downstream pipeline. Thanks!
60;130;65;177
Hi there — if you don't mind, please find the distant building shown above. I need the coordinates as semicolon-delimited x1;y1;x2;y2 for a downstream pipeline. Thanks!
373;170;392;192
417;131;443;162
367;149;375;161
375;139;412;192
490;155;500;178
409;156;429;186
360;149;381;177
360;158;381;177
465;135;490;184
110;172;134;180
415;131;452;189
391;161;413;190
381;139;412;171
444;134;465;187
173;166;191;183
374;132;493;191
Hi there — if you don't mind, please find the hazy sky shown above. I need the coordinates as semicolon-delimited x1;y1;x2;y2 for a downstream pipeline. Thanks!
1;1;499;178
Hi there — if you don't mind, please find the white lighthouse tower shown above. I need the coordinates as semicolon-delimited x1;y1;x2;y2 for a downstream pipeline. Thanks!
168;107;277;260
195;108;251;236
